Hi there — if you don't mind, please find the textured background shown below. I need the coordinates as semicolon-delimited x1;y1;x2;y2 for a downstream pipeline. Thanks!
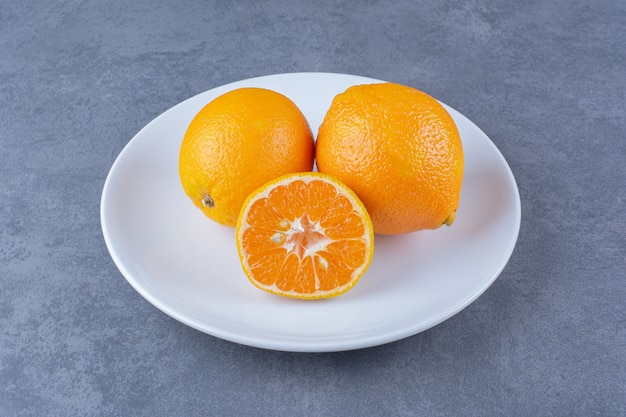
1;0;625;415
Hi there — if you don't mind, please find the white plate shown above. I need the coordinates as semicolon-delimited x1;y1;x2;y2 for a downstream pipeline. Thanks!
101;73;521;352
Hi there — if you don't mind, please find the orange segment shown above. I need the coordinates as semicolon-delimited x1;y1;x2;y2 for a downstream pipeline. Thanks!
235;172;374;299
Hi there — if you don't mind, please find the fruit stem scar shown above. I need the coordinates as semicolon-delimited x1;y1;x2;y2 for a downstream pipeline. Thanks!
201;194;215;208
443;211;456;226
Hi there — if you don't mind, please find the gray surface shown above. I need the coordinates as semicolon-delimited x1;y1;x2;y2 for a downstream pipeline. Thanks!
1;0;625;415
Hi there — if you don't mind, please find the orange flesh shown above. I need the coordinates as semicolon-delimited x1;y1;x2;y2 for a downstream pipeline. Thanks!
239;178;371;296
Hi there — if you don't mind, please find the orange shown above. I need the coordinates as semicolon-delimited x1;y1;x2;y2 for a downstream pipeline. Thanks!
315;82;464;235
235;172;374;299
179;87;314;227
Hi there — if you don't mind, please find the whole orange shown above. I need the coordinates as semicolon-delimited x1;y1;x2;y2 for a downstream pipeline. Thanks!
179;87;314;227
315;82;464;235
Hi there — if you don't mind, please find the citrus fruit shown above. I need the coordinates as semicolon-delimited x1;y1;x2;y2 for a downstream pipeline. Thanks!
235;172;374;300
315;82;464;235
179;87;314;227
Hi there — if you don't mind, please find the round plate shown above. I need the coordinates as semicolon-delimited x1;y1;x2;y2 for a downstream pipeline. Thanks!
100;73;521;352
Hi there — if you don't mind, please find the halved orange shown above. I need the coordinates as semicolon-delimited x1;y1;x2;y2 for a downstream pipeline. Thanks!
235;172;374;300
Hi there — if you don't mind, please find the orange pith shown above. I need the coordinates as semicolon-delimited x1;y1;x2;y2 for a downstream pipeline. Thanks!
315;82;464;235
236;172;374;299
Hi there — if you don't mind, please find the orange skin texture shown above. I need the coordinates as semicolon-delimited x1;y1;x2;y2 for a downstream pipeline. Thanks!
315;83;464;235
179;87;314;227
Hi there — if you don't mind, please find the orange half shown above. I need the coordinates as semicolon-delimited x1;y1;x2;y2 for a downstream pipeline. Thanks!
235;172;375;300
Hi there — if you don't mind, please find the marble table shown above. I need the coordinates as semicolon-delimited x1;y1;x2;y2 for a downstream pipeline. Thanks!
1;1;624;415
